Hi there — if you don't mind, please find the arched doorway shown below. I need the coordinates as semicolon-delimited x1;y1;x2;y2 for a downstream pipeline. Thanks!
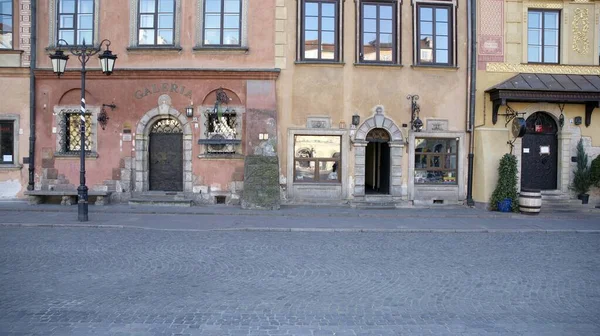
365;128;391;194
149;118;183;191
521;112;558;190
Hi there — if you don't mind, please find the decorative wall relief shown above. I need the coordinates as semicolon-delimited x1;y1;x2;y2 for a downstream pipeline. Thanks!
572;8;590;55
306;117;331;129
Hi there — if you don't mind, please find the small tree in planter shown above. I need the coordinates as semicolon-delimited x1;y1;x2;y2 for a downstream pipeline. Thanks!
590;155;600;188
589;155;600;207
570;139;592;204
490;153;519;212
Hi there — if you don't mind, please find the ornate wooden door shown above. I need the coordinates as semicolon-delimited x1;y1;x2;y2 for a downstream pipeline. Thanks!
521;112;558;190
149;119;183;191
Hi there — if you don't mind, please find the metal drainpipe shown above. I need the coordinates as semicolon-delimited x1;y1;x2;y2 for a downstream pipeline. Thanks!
27;0;37;190
465;0;477;206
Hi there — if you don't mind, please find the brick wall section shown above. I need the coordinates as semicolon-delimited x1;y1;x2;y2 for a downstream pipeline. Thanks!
19;0;32;67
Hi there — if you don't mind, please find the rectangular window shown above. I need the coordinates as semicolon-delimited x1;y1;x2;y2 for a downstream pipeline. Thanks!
414;138;457;185
527;9;559;63
0;120;14;164
360;1;396;63
57;0;94;45
138;0;175;45
302;0;338;61
65;113;92;152
294;135;341;183
417;4;451;65
203;0;241;46
0;0;12;49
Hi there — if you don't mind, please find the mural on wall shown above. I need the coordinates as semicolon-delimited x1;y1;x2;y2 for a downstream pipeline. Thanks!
478;0;504;70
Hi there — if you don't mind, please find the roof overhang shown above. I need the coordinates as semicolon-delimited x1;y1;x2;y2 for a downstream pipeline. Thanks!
485;73;600;127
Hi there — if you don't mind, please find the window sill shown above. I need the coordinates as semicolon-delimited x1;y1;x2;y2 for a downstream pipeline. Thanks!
54;152;99;159
294;61;345;67
411;64;459;71
293;181;342;185
354;63;403;68
197;154;245;160
0;164;22;170
126;46;183;54
0;49;23;55
193;46;249;54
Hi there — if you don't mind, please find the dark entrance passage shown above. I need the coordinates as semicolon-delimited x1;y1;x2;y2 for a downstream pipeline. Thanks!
521;112;558;190
365;128;390;194
149;118;183;191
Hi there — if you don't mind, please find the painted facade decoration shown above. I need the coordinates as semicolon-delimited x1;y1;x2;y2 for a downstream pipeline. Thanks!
473;0;600;207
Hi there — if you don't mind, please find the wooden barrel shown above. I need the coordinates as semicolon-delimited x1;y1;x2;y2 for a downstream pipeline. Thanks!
519;189;542;215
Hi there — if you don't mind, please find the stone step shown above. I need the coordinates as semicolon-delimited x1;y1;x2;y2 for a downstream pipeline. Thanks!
353;202;398;209
128;197;193;207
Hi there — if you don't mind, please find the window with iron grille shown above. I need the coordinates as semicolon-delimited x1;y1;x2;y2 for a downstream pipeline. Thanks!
56;109;95;155
57;0;94;45
199;109;240;154
0;0;12;49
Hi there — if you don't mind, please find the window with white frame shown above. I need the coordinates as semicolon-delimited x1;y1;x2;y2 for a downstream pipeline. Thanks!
49;0;99;47
527;9;559;64
138;0;175;45
57;0;94;45
130;0;180;47
203;0;242;46
0;0;12;49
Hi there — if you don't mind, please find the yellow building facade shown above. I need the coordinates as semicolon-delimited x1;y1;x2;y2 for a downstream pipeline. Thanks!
474;0;600;206
276;0;470;206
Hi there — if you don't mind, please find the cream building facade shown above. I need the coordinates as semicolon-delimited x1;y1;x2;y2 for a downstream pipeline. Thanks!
474;0;600;206
276;0;470;206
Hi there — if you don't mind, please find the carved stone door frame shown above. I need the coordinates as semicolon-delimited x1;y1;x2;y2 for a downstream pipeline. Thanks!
352;106;404;198
134;94;193;193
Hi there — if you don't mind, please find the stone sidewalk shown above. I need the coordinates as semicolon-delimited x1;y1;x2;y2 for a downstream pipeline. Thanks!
1;200;599;233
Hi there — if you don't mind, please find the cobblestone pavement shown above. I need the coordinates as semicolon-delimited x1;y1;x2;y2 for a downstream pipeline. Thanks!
1;228;599;336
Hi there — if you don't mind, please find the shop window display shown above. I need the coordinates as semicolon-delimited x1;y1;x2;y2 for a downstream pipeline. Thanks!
414;138;457;184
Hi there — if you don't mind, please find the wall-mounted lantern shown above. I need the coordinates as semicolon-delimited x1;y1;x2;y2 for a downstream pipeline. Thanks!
98;103;116;130
186;104;194;118
351;114;360;127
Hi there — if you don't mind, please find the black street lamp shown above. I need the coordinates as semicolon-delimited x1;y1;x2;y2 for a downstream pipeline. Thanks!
49;39;117;222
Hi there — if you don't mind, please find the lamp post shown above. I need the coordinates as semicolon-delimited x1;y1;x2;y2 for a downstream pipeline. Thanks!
49;39;117;222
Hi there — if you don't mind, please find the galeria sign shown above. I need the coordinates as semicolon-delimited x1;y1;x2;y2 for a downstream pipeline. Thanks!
134;83;193;99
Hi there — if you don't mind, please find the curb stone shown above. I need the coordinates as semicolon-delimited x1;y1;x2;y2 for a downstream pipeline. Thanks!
2;223;599;233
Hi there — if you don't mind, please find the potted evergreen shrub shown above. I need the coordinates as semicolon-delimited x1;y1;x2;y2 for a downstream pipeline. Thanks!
590;155;600;208
490;153;519;212
570;139;592;204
